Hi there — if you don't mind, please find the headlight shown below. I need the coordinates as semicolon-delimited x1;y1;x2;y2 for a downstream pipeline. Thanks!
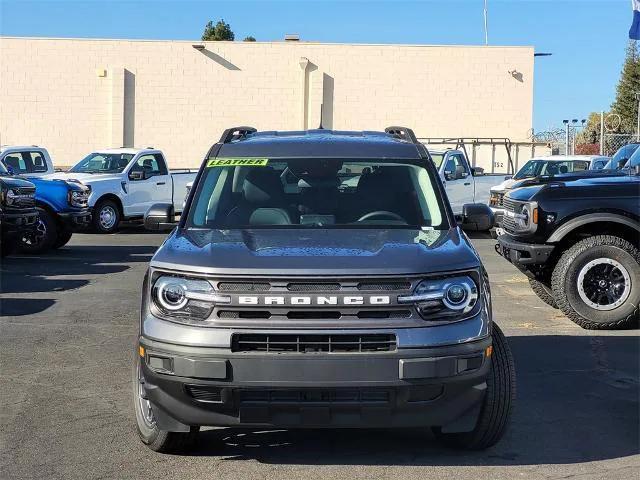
398;275;479;321
489;192;499;206
67;190;89;208
151;275;230;321
512;202;538;233
5;189;16;205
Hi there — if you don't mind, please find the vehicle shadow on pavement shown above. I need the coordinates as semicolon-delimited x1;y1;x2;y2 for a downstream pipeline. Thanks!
188;334;638;466
0;245;156;315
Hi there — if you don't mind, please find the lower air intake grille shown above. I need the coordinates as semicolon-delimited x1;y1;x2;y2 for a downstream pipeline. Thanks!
231;333;397;353
185;385;223;403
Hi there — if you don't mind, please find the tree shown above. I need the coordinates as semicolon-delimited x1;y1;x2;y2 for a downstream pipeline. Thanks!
611;40;640;133
201;19;235;41
243;36;256;42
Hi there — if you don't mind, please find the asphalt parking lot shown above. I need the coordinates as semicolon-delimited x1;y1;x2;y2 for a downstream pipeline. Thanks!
1;228;638;480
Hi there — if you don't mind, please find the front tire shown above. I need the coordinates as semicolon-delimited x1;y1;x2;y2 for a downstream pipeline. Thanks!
551;235;640;330
53;230;73;249
93;199;121;234
18;208;57;254
434;324;516;450
132;358;199;453
529;278;558;309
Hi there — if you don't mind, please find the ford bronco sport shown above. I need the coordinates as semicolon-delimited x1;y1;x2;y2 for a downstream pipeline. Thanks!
134;127;515;453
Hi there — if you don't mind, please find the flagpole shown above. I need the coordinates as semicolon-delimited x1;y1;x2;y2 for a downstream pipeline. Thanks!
484;0;489;45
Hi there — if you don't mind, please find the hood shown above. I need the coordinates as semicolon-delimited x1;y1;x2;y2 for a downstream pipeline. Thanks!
43;172;120;184
511;170;625;189
150;228;481;276
490;178;517;193
0;175;36;190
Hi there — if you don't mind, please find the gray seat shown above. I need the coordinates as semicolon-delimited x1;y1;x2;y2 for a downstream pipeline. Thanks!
226;168;293;226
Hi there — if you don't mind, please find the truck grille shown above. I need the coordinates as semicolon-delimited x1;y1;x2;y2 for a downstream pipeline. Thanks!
231;333;397;353
5;187;36;208
501;197;521;233
209;276;420;325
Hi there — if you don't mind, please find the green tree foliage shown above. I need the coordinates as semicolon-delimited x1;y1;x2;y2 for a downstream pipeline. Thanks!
576;111;605;145
243;36;257;42
611;40;640;133
201;19;235;41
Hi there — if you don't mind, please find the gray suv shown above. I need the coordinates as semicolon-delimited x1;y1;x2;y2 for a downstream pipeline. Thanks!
134;127;515;453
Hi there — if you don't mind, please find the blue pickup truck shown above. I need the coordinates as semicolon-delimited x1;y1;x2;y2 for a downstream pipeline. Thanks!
0;146;92;253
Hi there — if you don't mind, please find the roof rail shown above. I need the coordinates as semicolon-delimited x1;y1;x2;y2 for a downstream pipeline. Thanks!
219;126;257;144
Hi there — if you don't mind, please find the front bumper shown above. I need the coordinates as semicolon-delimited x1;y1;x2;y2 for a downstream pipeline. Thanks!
496;233;555;267
139;335;491;431
58;209;92;231
0;210;38;235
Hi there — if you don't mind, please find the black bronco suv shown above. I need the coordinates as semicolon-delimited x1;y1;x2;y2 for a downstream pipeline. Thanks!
0;163;38;257
496;171;640;330
134;127;515;453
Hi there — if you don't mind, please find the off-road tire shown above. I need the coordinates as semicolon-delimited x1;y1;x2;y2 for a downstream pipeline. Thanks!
434;324;516;450
93;199;121;234
132;358;199;453
551;235;640;330
529;278;558;309
52;230;73;249
18;208;57;254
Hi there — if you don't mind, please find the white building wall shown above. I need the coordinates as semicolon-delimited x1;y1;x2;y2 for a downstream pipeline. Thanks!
0;37;536;169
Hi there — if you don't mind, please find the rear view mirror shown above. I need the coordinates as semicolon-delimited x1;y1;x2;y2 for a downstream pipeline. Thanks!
144;203;176;231
460;203;494;231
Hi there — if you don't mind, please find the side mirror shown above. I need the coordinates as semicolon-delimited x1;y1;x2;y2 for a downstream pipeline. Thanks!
471;167;484;176
455;165;468;180
129;170;146;181
144;203;176;231
6;165;14;175
460;203;494;231
444;170;455;181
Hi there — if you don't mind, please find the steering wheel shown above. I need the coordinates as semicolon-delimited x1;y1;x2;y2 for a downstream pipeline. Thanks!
357;211;405;222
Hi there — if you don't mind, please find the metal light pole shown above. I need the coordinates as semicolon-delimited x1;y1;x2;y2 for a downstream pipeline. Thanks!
635;92;640;141
484;0;489;45
563;120;570;155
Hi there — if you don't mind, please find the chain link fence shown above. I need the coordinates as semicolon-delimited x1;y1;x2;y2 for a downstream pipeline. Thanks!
602;133;636;156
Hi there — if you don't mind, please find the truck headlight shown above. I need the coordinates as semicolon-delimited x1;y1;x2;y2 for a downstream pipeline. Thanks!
513;202;538;232
489;192;499;206
398;275;479;321
151;275;230;321
67;190;89;208
5;189;16;205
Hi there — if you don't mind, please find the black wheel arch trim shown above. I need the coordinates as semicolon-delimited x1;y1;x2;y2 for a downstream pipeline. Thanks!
547;213;640;243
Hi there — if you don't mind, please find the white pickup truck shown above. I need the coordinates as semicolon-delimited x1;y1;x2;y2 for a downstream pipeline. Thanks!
0;146;56;176
428;149;510;219
44;148;197;233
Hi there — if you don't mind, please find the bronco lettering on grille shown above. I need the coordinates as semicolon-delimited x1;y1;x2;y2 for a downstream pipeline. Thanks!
237;295;391;306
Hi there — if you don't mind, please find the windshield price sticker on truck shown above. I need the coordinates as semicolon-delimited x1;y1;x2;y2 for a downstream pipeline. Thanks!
207;158;269;167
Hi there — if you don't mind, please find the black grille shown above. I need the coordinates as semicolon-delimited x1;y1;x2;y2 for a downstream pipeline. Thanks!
185;385;223;403
358;282;411;291
239;388;391;405
218;310;271;319
501;197;520;233
231;333;397;353
217;282;270;292
287;283;341;291
496;192;505;207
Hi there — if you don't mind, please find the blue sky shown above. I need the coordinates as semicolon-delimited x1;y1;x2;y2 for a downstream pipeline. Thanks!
0;0;629;131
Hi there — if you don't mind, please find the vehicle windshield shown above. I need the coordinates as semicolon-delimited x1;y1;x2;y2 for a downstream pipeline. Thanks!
625;146;640;169
69;152;134;173
513;159;590;179
187;158;447;229
604;144;640;170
